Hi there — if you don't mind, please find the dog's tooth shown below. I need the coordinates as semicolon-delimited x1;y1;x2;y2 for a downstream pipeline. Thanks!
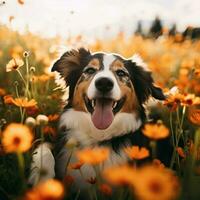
113;102;117;109
92;100;95;108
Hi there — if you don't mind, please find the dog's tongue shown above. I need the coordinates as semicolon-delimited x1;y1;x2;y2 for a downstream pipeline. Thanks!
92;99;114;130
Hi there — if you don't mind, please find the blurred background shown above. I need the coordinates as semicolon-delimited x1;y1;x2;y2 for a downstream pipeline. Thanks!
1;0;200;38
1;1;200;199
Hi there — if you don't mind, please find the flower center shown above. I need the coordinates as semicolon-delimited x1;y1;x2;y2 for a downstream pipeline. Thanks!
148;180;163;194
13;65;19;70
13;137;21;146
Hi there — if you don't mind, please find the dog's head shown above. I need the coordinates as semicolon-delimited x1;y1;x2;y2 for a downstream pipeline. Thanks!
52;48;165;130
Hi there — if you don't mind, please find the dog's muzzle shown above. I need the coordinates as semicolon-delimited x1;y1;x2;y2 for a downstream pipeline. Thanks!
84;77;125;130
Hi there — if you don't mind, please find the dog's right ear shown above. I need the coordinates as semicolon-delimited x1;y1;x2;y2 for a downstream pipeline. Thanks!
51;48;91;80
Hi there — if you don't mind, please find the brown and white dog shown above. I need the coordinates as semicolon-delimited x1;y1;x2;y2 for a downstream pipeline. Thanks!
29;48;165;189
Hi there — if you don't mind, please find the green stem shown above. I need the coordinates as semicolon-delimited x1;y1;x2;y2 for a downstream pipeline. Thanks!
92;185;98;200
170;112;175;147
74;189;81;200
17;151;26;191
16;69;26;86
25;56;30;98
150;140;157;159
169;111;177;169
15;83;24;122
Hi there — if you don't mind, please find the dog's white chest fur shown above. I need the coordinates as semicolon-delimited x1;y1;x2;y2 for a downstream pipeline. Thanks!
60;109;142;146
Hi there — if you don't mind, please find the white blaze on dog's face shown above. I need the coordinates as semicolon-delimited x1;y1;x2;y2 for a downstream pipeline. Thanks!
52;48;165;138
71;53;139;130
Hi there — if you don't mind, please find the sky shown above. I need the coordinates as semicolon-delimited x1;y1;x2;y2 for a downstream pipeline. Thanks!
0;0;200;38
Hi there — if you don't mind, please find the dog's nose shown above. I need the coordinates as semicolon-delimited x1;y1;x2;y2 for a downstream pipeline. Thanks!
95;77;114;93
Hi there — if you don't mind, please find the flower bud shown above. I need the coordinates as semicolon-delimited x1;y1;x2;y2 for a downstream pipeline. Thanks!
25;117;36;127
36;114;48;125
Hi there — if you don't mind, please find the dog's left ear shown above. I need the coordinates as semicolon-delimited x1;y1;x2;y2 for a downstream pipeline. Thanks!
51;48;91;102
51;48;91;79
125;58;166;103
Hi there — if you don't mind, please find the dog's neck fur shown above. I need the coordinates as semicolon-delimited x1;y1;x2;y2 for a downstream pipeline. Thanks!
58;107;146;149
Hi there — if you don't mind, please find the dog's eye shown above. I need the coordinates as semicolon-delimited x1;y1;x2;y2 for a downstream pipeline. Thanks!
84;67;96;75
116;69;127;77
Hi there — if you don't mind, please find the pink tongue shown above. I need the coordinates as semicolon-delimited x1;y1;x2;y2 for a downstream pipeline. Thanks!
92;99;114;130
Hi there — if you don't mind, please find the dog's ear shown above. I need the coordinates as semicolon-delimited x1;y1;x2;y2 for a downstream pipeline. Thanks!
51;48;91;79
125;58;165;104
52;48;91;101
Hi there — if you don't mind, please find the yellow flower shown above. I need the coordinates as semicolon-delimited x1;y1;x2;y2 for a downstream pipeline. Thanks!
124;146;150;160
133;165;180;200
24;179;64;200
142;123;169;140
12;98;37;108
6;58;24;72
2;123;33;153
103;165;136;186
76;147;110;165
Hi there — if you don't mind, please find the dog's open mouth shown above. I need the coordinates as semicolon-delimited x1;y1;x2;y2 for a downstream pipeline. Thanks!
84;95;125;130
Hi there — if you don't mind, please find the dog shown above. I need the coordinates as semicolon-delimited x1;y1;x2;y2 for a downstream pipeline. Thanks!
29;48;166;191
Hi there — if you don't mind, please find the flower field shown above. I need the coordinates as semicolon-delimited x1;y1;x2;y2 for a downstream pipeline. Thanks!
0;22;200;200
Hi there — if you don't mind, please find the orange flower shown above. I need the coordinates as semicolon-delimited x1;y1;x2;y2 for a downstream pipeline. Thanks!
195;69;200;77
9;45;23;58
68;161;84;170
188;109;200;126
133;165;180;200
176;147;186;158
12;98;37;108
48;114;59;122
152;159;165;169
24;179;64;200
76;147;110;165
99;183;112;196
103;165;136;186
9;16;14;23
42;126;56;136
3;95;14;105
164;92;200;109
18;0;24;5
0;88;6;96
142;123;169;140
164;92;185;111
182;94;200;106
0;50;3;57
2;123;33;153
6;58;24;72
32;74;52;82
124;146;150;160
